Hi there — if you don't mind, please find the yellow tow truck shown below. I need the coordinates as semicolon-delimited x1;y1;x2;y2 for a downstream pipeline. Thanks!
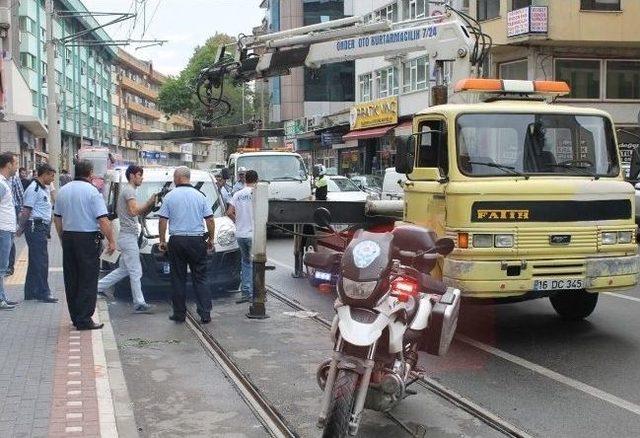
396;78;639;319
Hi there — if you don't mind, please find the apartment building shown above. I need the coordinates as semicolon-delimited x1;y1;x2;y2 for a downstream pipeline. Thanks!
0;0;115;172
471;0;640;169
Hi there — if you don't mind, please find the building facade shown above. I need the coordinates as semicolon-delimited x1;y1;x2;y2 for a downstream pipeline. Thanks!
471;0;640;171
1;0;115;172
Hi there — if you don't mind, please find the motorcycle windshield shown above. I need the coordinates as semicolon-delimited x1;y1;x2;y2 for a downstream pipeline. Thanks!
341;231;394;282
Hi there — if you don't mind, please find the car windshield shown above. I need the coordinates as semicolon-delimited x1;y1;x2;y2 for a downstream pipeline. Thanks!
456;113;619;177
354;175;382;189
136;181;225;218
236;155;308;182
328;178;361;192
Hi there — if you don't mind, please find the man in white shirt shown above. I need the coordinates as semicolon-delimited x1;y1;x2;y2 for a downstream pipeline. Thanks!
0;153;19;310
227;169;257;304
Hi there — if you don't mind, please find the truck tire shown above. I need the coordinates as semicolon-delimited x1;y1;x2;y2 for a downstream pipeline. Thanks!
549;290;598;321
322;369;359;438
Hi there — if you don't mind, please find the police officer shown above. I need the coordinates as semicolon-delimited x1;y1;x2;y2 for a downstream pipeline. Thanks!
18;164;58;302
313;164;328;201
158;166;215;324
53;160;116;330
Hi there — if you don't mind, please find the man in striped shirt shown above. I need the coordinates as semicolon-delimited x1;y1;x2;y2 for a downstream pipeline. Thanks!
7;169;25;277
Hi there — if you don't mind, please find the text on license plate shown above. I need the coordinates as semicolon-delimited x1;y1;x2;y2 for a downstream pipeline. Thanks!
315;271;332;281
534;278;584;291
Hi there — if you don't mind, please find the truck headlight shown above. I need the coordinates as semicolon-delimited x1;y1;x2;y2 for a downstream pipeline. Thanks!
601;232;617;245
618;231;633;244
472;234;493;248
494;234;514;248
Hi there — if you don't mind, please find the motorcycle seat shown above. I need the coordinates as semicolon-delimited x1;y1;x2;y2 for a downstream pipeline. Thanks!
304;251;342;270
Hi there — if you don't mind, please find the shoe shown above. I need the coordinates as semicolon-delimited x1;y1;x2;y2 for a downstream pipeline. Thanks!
0;300;16;310
5;300;18;306
6;268;14;276
169;314;185;323
134;303;154;314
200;315;211;324
40;296;59;303
235;297;251;304
76;322;104;331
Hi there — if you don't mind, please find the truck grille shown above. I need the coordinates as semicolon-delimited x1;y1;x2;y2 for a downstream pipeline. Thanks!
517;228;597;255
531;260;586;278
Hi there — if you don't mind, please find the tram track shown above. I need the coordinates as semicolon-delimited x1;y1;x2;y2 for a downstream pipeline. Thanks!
265;285;534;438
184;311;299;438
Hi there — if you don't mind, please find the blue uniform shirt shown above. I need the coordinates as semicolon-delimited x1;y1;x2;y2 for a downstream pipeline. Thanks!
23;180;52;222
158;185;212;236
54;180;108;232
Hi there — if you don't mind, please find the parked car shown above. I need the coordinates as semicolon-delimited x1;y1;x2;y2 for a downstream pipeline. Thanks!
350;174;382;199
381;167;407;200
103;166;240;297
326;175;370;202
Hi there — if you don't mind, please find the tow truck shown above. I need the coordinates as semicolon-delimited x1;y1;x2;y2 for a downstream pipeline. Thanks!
131;5;638;320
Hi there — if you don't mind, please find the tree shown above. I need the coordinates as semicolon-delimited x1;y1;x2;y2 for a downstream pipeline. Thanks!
158;33;253;126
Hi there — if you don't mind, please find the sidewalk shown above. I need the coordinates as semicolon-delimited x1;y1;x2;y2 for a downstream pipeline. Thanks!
0;237;135;438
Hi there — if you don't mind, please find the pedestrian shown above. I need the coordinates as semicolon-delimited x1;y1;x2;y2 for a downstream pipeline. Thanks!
59;169;72;187
158;166;216;324
232;166;247;194
215;168;232;204
6;165;25;276
97;165;156;313
17;163;58;303
313;164;328;201
53;160;116;330
0;152;19;310
19;167;30;190
227;169;258;304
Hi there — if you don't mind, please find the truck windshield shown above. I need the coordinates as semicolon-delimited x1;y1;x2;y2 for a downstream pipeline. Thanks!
136;181;225;218
237;155;308;181
456;113;619;177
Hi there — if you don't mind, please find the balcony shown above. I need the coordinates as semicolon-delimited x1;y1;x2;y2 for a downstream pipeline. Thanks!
126;101;163;120
119;75;158;101
118;50;153;76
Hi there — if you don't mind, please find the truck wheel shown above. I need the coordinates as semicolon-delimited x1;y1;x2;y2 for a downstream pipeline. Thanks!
549;290;598;321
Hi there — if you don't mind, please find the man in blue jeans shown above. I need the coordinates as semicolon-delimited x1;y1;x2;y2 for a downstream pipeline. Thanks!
227;169;258;304
7;165;25;276
0;152;19;310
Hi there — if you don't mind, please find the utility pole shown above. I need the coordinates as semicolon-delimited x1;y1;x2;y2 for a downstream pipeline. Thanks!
45;0;61;171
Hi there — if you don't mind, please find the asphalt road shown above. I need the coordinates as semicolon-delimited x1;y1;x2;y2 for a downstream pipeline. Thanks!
266;235;640;438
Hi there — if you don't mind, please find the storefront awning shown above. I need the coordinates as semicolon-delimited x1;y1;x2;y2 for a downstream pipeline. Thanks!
342;125;395;141
15;116;48;138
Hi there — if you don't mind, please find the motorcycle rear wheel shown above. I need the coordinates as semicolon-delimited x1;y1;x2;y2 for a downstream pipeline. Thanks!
322;369;359;438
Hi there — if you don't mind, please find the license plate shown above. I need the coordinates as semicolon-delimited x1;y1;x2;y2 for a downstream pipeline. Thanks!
533;278;584;291
163;263;171;274
314;271;332;281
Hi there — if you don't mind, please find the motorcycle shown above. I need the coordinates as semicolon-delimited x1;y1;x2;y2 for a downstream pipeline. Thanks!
312;208;461;437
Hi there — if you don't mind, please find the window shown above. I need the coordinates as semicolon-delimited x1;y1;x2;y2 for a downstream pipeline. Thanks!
55;70;63;85
477;0;500;20
606;61;640;100
20;52;36;70
499;59;528;80
555;59;600;99
511;0;531;11
580;0;621;11
359;73;373;102
41;61;47;76
402;56;428;93
375;67;399;98
402;0;428;20
31;91;38;107
374;3;399;22
417;119;448;174
66;77;73;92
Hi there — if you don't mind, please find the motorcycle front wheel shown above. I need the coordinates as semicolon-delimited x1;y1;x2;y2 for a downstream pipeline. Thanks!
322;369;359;438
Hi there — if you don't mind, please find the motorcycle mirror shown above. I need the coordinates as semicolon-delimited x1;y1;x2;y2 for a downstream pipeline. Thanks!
435;237;455;255
313;207;333;229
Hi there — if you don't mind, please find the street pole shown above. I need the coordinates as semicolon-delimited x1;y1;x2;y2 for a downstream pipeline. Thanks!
247;182;269;319
45;0;61;171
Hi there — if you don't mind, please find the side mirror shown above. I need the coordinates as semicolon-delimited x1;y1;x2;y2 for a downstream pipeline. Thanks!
395;135;415;175
313;207;333;229
434;237;455;256
630;147;640;181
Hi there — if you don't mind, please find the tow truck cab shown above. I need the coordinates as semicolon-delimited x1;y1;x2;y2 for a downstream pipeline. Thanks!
398;80;639;316
103;167;240;296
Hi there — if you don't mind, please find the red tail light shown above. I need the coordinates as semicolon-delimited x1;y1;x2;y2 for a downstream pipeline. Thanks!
391;277;419;298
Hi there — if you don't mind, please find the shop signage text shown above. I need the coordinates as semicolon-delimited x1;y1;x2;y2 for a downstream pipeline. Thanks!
350;96;398;130
507;6;547;38
336;26;437;53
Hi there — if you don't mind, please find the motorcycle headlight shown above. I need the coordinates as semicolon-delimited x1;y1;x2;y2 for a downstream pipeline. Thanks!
217;225;236;247
494;234;514;248
341;277;378;300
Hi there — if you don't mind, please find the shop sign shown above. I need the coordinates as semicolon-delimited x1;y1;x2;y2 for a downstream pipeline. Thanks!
618;127;640;177
321;131;344;148
507;6;547;38
349;96;398;130
284;118;306;138
180;142;193;154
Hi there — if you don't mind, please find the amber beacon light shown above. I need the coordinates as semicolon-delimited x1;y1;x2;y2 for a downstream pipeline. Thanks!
454;78;571;96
